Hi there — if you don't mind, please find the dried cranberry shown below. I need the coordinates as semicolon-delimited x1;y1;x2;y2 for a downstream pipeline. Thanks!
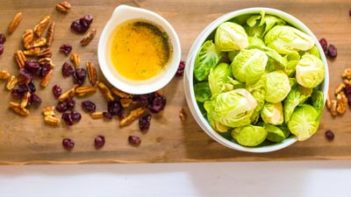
128;135;141;146
24;60;40;74
71;112;81;122
62;138;74;150
11;84;28;99
71;20;84;33
327;44;337;58
139;114;151;132
52;85;62;98
133;93;155;107
62;112;74;126
56;102;68;113
66;98;75;110
102;112;113;120
176;61;185;76
73;68;86;85
94;135;105;149
62;62;75;77
39;63;51;78
81;100;96;113
71;15;93;34
319;38;328;55
0;33;6;44
59;44;72;55
82;15;93;26
28;93;42;107
344;85;351;106
149;94;166;113
0;44;3;55
18;69;32;83
28;81;36;93
107;100;122;116
325;130;335;141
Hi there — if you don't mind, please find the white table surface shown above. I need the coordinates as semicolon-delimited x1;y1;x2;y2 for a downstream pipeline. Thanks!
1;161;351;197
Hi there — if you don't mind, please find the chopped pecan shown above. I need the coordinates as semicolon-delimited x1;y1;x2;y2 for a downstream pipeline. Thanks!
38;48;52;58
9;102;29;116
110;87;131;99
58;86;76;101
342;68;351;80
80;28;96;46
120;98;133;108
90;112;103;119
0;70;11;80
22;29;34;49
46;22;55;47
44;115;61;126
97;81;114;101
20;92;31;108
179;108;187;121
120;107;145;127
34;16;51;37
75;86;96;97
23;47;41;56
70;53;80;68
86;61;98;86
7;12;23;34
28;37;47;48
6;75;18;90
14;50;27;68
56;1;72;14
40;69;53;88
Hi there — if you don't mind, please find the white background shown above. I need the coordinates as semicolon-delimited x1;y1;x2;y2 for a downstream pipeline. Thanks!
1;161;351;197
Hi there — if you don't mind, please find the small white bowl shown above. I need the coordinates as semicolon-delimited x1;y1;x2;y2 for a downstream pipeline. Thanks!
98;5;181;95
184;7;329;153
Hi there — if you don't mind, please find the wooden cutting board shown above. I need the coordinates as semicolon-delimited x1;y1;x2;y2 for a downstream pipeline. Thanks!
0;0;350;164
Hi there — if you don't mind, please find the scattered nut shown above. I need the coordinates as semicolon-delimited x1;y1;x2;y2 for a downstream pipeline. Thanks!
23;47;41;56
38;48;52;58
44;115;61;126
0;70;11;80
58;86;76;101
120;107;145;127
56;1;72;14
330;99;338;117
179;108;187;121
9;101;29;116
28;37;47;48
7;12;23;34
70;53;80;68
20;92;31;108
22;29;34;49
42;106;55;116
34;16;51;37
46;22;55;47
75;85;96;97
40;69;53;88
90;112;103;119
6;75;18;91
80;28;96;46
86;61;98;86
110;87;131;99
97;81;114;101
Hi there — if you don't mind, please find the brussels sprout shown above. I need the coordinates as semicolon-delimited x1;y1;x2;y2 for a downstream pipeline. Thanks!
232;125;267;147
264;124;289;143
296;54;325;88
283;85;312;123
308;46;320;58
208;63;233;96
288;105;320;141
231;49;268;84
215;22;249;51
194;40;222;81
264;25;315;55
204;101;229;133
228;51;239;62
311;90;324;115
262;15;286;34
194;82;211;103
246;77;266;123
247;15;262;27
265;71;291;103
261;102;284;125
246;25;265;38
205;89;257;128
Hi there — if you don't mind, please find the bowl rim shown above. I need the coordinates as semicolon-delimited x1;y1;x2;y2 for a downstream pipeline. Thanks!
184;7;329;153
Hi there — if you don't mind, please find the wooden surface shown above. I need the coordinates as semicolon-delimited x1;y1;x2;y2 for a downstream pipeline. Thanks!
0;0;351;164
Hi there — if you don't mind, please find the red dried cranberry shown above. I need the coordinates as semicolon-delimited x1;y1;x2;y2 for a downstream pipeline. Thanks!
139;114;151;132
71;15;93;34
28;93;42;107
73;68;86;85
149;94;166;113
62;62;75;77
11;84;28;99
56;102;68;113
327;44;337;58
24;60;40;74
71;111;81;122
133;93;155;107
18;69;32;84
102;112;113;120
62;138;74;150
176;61;185;76
52;85;62;98
28;81;36;93
71;20;85;33
39;63;51;78
319;38;328;55
128;136;141;146
107;100;122;116
82;15;93;25
0;44;3;55
0;33;6;44
325;130;335;141
66;98;76;110
59;44;72;55
94;135;105;149
62;112;74;126
81;100;96;113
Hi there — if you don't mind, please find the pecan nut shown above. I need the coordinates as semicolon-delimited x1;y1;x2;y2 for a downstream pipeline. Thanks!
70;53;80;68
91;112;103;119
342;68;351;80
56;1;72;14
29;37;47;48
86;61;98;86
0;70;11;80
7;12;23;34
34;16;51;37
97;82;114;101
330;99;338;117
40;69;53;88
58;86;76;101
23;47;41;56
80;28;96;46
44;115;61;126
110;87;131;99
38;48;52;58
38;57;55;68
76;86;96;97
9;102;29;117
6;75;18;91
335;83;345;95
22;29;34;49
46;22;55;47
20;92;31;108
120;108;145;127
42;106;55;116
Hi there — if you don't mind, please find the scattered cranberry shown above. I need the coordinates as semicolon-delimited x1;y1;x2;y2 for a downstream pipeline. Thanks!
0;44;3;55
71;15;93;34
62;62;75;77
28;93;42;107
62;112;74;125
71;111;81;122
325;130;335;141
102;112;113;120
56;101;68;113
39;63;51;78
81;100;96;113
62;138;75;151
319;38;328;55
107;100;122;116
52;85;63;98
59;44;72;55
0;33;6;44
327;44;337;58
139;114;151;132
176;61;185;76
11;84;28;99
28;81;36;93
149;94;166;113
73;68;87;85
66;98;75;110
128;135;141;146
344;85;351;106
18;69;32;83
24;60;40;74
94;135;105;149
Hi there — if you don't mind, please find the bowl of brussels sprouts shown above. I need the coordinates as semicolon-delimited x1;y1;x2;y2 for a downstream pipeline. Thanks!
184;7;329;153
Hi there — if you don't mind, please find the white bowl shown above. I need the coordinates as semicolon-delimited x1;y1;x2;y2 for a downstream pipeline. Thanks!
98;5;181;95
184;7;329;153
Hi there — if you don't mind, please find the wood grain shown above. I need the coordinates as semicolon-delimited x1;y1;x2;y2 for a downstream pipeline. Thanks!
0;0;351;164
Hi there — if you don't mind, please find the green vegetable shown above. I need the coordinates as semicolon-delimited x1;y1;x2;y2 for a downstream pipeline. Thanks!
264;124;289;143
311;90;324;115
194;40;222;81
231;49;268;84
261;102;284;125
215;22;249;51
296;54;325;88
246;77;266;123
288;105;320;141
283;85;312;123
265;71;291;103
308;46;320;58
228;51;239;62
204;101;229;132
208;63;233;96
194;82;211;103
232;125;267;146
205;89;257;128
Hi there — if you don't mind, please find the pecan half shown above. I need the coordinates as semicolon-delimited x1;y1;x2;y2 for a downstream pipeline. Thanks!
58;86;76;101
42;106;55;116
40;69;53;88
70;53;80;68
46;22;55;47
23;47;41;56
120;107;145;127
80;28;96;46
9;102;29;116
330;99;338;117
6;75;18;91
76;86;96;97
22;29;34;49
20;92;31;108
44;115;61;126
14;50;27;68
56;1;72;14
34;16;51;37
30;37;47;48
110;87;131;99
0;70;11;80
38;48;52;58
91;112;103;119
120;98;133;108
7;12;23;34
86;61;98;86
97;81;114;101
